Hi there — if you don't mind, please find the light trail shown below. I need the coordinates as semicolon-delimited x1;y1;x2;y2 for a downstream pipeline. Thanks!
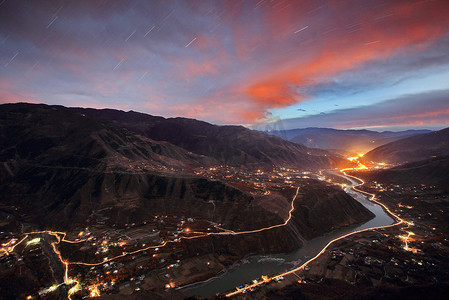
294;25;309;34
341;170;403;225
0;235;28;255
225;167;405;297
400;232;412;251
5;186;300;299
399;231;419;253
65;186;300;265
206;186;299;236
69;240;169;266
185;37;197;48
17;230;81;299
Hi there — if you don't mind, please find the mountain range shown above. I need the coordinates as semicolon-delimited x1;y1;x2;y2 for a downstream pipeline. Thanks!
267;127;431;155
0;103;351;172
362;127;449;165
68;107;350;170
0;103;372;255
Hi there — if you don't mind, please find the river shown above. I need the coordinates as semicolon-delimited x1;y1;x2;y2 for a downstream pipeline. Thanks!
182;172;395;297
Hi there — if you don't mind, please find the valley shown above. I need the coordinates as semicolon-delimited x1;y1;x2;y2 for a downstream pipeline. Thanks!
1;104;449;299
1;165;375;299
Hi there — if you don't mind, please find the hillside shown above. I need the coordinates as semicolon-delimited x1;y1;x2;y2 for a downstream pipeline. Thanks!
0;103;353;171
68;108;349;170
363;127;449;164
0;104;216;172
362;155;449;188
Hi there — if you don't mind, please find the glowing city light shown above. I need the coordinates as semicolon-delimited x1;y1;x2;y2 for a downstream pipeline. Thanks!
26;238;41;246
88;285;101;297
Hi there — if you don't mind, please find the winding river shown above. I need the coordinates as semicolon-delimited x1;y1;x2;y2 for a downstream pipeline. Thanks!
182;172;396;297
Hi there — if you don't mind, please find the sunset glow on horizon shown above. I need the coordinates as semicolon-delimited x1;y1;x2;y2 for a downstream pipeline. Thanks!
1;0;448;131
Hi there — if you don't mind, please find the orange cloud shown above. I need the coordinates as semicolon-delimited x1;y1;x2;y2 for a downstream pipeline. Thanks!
248;79;306;107
162;96;265;125
241;0;449;120
238;109;267;124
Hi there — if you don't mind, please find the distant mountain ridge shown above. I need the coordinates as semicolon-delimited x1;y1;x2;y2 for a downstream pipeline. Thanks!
363;127;449;164
267;127;431;155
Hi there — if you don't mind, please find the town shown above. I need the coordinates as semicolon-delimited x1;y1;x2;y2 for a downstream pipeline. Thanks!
1;161;448;299
0;165;331;299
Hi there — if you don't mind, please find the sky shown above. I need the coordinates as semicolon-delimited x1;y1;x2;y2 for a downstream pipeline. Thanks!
1;0;449;131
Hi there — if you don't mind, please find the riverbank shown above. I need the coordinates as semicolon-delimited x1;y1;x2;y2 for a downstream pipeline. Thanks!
182;171;394;298
228;175;449;299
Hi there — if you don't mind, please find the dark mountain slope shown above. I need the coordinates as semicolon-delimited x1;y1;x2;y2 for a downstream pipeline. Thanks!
363;127;449;164
0;103;216;171
362;155;449;188
69;107;349;170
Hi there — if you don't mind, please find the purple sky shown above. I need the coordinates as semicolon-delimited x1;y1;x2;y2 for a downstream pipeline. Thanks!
1;0;449;131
